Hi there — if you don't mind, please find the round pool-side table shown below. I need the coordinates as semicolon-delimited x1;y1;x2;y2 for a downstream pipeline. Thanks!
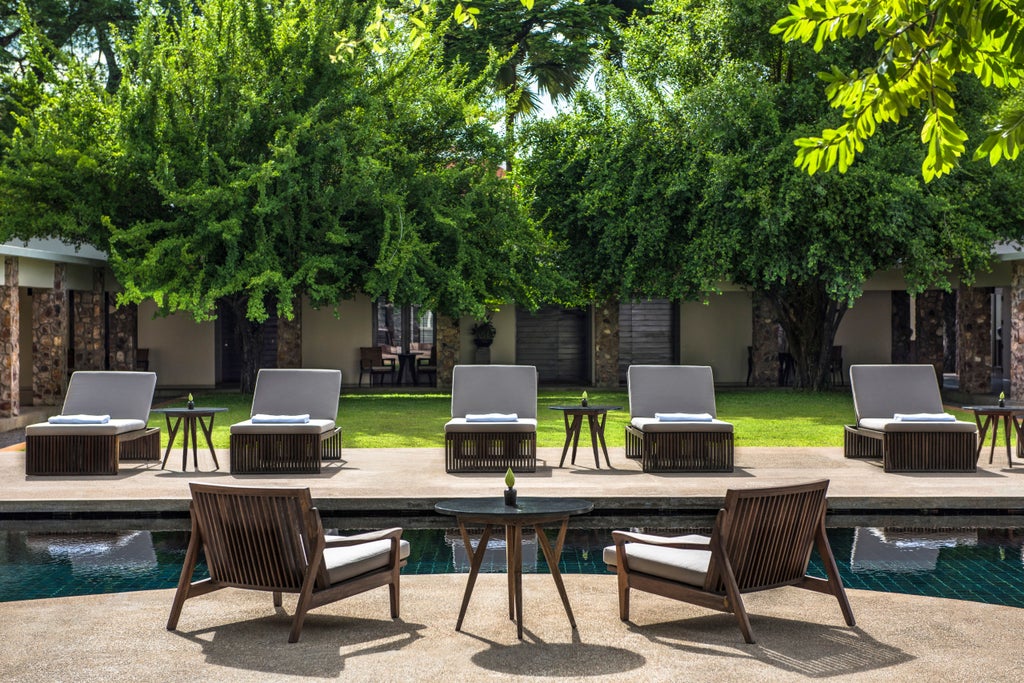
962;405;1024;468
548;405;621;469
434;497;593;640
152;407;227;471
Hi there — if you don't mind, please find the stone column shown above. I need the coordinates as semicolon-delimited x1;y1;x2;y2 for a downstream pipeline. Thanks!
593;299;619;387
32;263;69;405
0;257;20;417
891;291;912;364
435;313;459;390
107;297;138;371
72;268;106;371
1010;262;1024;400
276;300;302;369
957;285;992;395
915;290;945;379
750;294;780;387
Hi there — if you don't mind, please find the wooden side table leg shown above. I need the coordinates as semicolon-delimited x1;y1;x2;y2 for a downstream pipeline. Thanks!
558;412;573;467
535;520;576;629
198;415;220;470
190;417;200;470
976;414;990;459
181;416;191;471
587;413;600;468
455;522;492;632
510;524;524;639
1003;414;1013;468
989;416;999;464
161;415;180;470
596;412;612;468
570;414;583;465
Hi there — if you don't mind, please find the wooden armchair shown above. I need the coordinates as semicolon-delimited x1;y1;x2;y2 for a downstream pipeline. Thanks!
359;346;396;387
604;480;854;643
167;482;409;643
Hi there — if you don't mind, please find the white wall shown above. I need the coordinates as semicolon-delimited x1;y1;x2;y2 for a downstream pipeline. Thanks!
138;302;216;388
303;295;371;385
835;290;891;367
679;292;752;384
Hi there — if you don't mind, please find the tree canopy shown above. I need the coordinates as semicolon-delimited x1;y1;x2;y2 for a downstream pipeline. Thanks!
772;0;1024;181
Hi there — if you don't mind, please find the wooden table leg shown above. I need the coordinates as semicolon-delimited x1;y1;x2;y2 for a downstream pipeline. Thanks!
181;416;192;471
160;415;181;470
989;415;1000;464
1002;414;1013;468
189;416;201;470
569;414;583;465
197;415;220;470
596;412;612;468
975;414;991;459
587;414;600;468
455;522;492;632
534;519;576;629
558;412;573;467
508;524;524;639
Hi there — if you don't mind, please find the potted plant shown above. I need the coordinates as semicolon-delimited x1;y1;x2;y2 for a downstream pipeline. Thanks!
187;393;195;410
999;391;1006;407
581;391;588;407
503;467;517;506
472;317;496;348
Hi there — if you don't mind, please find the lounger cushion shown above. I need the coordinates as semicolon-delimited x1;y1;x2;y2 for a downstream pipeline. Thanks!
857;418;977;433
628;365;718;418
444;417;538;433
25;419;148;436
849;365;945;421
631;417;733;433
603;534;711;587
249;369;342;421
450;365;538;419
62;371;157;422
229;419;336;435
324;537;411;584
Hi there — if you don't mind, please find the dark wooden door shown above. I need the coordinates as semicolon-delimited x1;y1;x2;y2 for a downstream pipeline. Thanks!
619;299;678;384
515;306;588;384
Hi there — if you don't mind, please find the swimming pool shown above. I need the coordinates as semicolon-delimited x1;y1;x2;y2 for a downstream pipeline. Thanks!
1;526;1022;607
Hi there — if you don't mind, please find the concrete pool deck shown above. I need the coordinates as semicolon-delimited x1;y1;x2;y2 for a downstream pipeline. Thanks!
1;444;1023;681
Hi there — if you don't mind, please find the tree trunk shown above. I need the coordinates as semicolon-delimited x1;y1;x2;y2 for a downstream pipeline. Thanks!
223;294;266;394
766;281;848;391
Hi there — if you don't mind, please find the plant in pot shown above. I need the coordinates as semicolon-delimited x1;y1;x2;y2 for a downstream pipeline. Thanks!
581;391;588;407
187;393;195;410
472;317;496;348
999;391;1006;407
503;467;517;506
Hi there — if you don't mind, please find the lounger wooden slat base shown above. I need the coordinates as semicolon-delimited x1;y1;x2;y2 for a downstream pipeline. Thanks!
843;425;977;472
26;427;160;476
445;432;537;473
625;425;734;472
229;428;342;475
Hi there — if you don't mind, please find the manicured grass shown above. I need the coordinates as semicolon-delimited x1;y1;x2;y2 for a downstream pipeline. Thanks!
151;387;978;450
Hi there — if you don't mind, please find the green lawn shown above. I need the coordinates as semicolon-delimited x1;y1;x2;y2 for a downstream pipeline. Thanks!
149;388;979;450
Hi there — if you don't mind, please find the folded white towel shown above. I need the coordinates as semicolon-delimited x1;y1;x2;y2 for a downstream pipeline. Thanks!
655;412;713;422
893;413;956;422
466;413;519;422
251;414;311;424
48;414;111;424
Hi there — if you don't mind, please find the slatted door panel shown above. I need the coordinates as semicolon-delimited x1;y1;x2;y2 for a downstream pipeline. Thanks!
515;306;587;384
619;299;677;384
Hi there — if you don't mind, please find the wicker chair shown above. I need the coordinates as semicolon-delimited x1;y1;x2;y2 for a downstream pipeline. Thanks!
229;369;342;474
604;480;855;643
443;364;537;473
624;365;733;472
845;364;978;472
167;482;408;643
24;371;160;475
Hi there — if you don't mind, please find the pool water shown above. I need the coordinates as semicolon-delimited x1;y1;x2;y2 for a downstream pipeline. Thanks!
1;527;1022;607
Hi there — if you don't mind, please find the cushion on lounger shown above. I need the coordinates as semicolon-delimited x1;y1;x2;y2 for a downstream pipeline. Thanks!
632;417;733;433
444;417;537;433
324;537;411;584
249;369;342;421
628;365;718;418
450;365;538;419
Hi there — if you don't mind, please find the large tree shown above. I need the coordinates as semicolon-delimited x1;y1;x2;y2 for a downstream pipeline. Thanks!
524;0;1024;389
0;0;555;390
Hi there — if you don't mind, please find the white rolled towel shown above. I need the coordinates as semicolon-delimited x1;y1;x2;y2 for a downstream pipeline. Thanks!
655;412;713;422
251;414;311;423
48;414;111;424
893;413;956;422
466;413;519;422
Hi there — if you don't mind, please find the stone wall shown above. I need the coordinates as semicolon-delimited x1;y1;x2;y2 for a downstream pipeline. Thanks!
957;285;992;394
891;291;912;364
32;264;68;405
277;304;302;369
0;258;19;417
107;298;138;371
436;313;459;390
915;290;945;379
749;294;780;387
593;299;619;387
72;268;106;371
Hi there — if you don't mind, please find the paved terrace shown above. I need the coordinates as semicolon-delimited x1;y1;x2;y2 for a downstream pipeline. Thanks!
2;442;1023;681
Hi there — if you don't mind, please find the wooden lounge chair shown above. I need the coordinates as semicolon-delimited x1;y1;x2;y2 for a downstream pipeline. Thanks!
624;365;734;472
845;364;978;472
229;369;342;474
444;364;537;473
604;480;855;643
358;346;395;387
24;371;160;475
167;482;408;643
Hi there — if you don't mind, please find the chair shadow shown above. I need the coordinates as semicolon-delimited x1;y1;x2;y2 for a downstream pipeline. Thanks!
171;613;425;677
629;614;912;678
465;627;647;677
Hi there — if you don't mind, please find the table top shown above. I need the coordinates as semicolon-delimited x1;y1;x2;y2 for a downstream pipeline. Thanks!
151;407;228;416
962;405;1024;414
435;497;594;520
548;405;621;412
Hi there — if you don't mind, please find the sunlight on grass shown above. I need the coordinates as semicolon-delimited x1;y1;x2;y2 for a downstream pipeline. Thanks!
149;387;982;450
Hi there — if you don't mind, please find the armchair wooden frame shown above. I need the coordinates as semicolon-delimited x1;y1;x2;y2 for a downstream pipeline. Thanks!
608;480;854;643
167;483;406;643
